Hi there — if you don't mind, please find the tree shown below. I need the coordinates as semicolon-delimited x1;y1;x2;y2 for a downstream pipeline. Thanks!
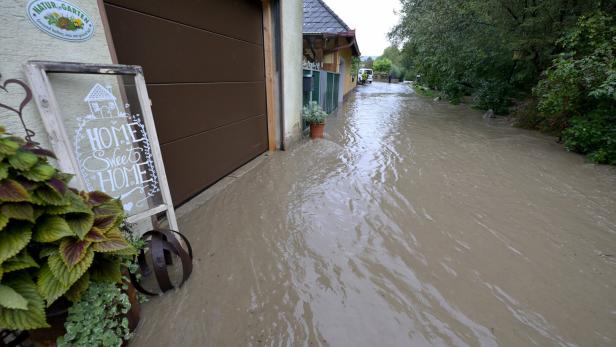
381;46;402;67
373;58;392;74
363;57;374;69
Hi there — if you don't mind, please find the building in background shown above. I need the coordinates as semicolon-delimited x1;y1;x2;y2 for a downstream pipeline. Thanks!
302;0;361;114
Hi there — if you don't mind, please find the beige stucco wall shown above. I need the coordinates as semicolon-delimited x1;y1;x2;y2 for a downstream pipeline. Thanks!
339;47;356;97
281;0;303;147
0;0;113;149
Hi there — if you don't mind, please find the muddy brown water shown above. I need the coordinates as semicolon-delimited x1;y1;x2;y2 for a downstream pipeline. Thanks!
132;82;616;347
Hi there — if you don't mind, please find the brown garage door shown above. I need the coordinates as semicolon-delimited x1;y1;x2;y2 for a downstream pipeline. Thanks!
103;0;268;205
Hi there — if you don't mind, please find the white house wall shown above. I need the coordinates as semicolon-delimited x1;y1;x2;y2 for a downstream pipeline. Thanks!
281;0;303;146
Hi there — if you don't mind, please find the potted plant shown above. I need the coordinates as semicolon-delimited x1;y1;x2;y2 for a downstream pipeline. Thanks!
303;101;327;139
0;125;138;345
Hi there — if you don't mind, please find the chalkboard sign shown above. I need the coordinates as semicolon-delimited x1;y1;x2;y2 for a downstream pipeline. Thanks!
25;61;177;230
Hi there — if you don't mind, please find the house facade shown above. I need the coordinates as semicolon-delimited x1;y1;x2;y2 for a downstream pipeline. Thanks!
302;0;360;113
0;0;303;207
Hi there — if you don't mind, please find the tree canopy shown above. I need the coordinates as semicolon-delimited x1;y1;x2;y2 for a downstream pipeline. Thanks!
373;58;393;74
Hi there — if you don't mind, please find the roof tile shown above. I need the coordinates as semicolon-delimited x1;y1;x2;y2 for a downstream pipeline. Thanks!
303;0;350;34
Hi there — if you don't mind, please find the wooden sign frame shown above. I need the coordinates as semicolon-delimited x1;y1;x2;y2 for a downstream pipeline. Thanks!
24;60;178;231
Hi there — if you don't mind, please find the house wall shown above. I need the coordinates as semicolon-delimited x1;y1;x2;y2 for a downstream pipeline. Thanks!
339;47;356;97
321;52;338;73
280;0;303;147
1;0;303;231
2;1;302;151
0;0;114;149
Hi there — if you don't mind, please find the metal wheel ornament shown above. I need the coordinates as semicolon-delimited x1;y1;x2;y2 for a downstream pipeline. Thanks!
130;229;193;295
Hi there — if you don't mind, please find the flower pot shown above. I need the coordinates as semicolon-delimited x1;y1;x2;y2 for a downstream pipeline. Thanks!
125;280;141;332
309;123;325;139
28;298;70;347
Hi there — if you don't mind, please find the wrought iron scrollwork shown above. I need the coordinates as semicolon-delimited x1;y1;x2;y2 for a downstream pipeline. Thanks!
0;73;39;146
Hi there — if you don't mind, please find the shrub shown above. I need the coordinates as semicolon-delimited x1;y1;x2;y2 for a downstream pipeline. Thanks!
562;110;616;164
512;98;544;129
443;80;465;104
373;58;392;74
0;125;134;330
532;12;616;163
473;80;511;114
390;65;406;80
404;70;416;82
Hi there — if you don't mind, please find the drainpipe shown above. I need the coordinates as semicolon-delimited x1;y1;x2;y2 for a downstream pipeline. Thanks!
276;0;285;150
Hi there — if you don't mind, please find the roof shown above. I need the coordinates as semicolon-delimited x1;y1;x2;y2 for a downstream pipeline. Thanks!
303;0;351;34
84;83;116;102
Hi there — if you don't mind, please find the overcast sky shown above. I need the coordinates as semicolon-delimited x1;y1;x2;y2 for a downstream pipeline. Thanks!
321;0;401;57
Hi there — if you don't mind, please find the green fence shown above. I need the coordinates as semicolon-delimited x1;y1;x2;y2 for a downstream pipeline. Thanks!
302;69;340;129
303;70;321;106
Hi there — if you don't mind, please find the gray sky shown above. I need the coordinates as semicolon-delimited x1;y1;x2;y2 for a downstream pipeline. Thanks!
322;0;401;57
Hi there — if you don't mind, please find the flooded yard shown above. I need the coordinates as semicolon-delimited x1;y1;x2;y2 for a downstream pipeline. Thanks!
132;82;616;346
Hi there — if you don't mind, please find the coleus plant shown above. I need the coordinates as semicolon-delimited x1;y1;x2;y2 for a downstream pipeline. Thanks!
0;126;135;330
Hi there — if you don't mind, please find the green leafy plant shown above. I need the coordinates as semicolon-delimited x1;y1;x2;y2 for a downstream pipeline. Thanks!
0;126;134;330
473;80;512;114
302;101;327;125
56;282;131;347
56;222;146;347
562;111;616;164
533;11;616;163
373;58;392;74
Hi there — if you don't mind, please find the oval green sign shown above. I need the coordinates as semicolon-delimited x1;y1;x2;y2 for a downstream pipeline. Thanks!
27;0;94;42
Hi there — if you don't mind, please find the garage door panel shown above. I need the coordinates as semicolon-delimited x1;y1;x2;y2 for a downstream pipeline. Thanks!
161;115;268;204
105;4;265;83
105;0;268;206
148;82;266;144
105;0;263;44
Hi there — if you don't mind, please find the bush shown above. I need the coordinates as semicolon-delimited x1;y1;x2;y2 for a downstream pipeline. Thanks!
512;99;544;129
473;80;511;114
404;70;416;82
398;67;406;81
562;110;616;164
373;58;393;74
532;12;616;163
443;80;465;104
0;125;134;330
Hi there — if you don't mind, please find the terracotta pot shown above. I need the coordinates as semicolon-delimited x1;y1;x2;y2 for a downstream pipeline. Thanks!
28;283;141;347
29;298;70;347
309;123;325;139
125;280;141;332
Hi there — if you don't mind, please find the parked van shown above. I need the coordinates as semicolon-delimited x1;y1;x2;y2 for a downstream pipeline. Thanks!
358;68;373;84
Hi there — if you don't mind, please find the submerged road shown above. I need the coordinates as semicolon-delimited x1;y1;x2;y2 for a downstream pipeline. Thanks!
133;82;616;347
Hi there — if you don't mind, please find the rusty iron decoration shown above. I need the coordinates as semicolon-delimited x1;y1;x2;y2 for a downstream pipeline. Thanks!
0;74;39;146
130;229;193;295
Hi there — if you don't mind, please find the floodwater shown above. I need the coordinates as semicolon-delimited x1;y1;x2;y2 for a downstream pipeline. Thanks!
132;82;616;347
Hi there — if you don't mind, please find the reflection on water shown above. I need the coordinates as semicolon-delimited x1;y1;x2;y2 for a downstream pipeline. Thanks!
132;82;616;347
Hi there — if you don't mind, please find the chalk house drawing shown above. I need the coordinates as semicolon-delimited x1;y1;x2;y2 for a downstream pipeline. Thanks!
74;83;160;214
